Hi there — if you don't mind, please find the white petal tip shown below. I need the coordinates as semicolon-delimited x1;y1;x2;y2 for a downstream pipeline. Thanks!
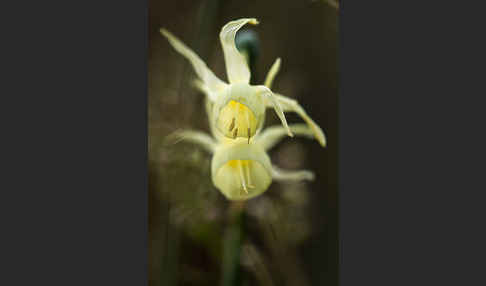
160;28;168;36
249;18;259;25
163;133;183;146
304;172;316;181
317;132;327;147
160;28;174;41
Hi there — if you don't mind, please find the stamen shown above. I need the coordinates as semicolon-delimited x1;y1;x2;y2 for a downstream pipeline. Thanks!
244;161;255;189
238;161;248;194
228;117;235;131
233;127;238;139
234;167;243;196
246;109;251;144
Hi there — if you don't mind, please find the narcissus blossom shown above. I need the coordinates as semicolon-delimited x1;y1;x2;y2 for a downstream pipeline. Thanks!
169;123;322;200
161;18;326;146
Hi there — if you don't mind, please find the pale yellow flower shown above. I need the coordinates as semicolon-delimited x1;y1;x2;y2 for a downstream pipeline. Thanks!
161;18;326;147
168;123;322;201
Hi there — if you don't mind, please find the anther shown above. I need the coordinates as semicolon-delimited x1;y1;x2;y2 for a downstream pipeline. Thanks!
238;161;248;194
244;162;255;189
246;112;251;144
233;127;238;139
228;117;235;131
245;109;251;143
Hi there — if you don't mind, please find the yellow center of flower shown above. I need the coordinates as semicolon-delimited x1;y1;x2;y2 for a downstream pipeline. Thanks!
217;100;258;142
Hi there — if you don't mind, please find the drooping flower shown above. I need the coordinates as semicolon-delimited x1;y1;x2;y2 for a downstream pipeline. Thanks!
161;18;326;147
168;122;322;201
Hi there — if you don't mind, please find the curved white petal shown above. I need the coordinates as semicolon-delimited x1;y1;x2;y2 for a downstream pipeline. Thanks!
219;18;258;84
268;93;327;147
256;123;316;151
193;79;221;103
271;165;315;182
165;129;216;153
255;85;293;137
161;28;227;97
264;58;281;89
205;96;225;141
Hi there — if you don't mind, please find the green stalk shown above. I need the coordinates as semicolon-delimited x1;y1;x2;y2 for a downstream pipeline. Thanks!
221;202;245;286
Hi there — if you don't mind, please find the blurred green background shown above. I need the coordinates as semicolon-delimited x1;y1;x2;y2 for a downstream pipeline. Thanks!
149;1;338;285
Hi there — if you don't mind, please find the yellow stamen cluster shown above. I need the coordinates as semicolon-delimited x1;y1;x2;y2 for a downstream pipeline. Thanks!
217;100;257;143
226;160;255;194
215;158;271;200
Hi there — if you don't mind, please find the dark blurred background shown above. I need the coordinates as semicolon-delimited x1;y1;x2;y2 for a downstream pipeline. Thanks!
149;1;338;285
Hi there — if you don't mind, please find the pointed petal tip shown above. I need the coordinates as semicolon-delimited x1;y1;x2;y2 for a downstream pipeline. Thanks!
249;18;259;25
317;136;327;147
160;28;173;40
317;131;327;147
306;172;316;181
273;58;282;69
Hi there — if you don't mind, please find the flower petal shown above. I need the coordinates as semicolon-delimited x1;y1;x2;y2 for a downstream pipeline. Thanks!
256;123;315;151
255;85;293;138
193;79;220;102
271;165;315;182
220;18;258;84
264;58;281;88
269;93;327;147
161;28;227;98
165;129;216;153
204;96;225;141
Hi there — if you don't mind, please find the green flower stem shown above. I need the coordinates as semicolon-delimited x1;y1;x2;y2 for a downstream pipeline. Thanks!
221;202;245;286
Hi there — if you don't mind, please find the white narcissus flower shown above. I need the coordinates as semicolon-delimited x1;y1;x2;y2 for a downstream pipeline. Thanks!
168;123;322;201
161;18;326;147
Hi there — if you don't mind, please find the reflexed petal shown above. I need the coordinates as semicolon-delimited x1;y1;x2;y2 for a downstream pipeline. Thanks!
264;58;281;88
204;96;224;140
255;85;293;137
165;129;216;153
256;123;315;151
268;93;327;147
161;28;227;98
271;165;315;182
219;18;258;84
193;79;221;104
